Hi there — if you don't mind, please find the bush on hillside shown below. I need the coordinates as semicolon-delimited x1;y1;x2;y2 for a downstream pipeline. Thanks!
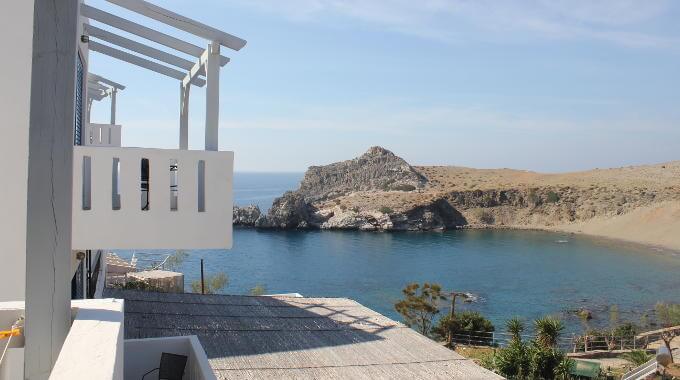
391;183;417;192
379;206;394;214
546;191;560;203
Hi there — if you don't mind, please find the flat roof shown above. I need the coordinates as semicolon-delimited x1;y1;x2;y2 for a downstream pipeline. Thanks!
104;288;501;379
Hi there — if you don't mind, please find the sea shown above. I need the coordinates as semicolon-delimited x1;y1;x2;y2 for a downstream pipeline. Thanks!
118;172;680;334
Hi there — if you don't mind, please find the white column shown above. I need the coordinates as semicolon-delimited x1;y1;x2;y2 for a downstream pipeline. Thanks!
204;41;220;151
110;88;117;124
24;0;79;378
179;83;190;150
87;97;93;123
0;0;35;302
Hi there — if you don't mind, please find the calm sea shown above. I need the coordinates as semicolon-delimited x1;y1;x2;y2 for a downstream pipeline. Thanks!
119;172;680;333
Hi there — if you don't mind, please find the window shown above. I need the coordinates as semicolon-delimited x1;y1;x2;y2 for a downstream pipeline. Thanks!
82;156;91;210
170;160;178;211
74;53;84;146
112;158;120;210
141;158;150;210
198;160;205;212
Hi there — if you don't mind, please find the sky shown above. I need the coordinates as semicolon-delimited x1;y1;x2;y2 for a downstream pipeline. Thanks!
87;0;680;172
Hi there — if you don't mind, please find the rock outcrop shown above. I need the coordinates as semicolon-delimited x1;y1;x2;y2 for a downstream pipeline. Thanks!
253;147;458;231
254;192;320;229
241;146;680;233
297;146;426;202
233;205;262;226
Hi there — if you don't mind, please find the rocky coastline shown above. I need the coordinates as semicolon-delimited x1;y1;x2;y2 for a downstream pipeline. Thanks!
233;147;680;243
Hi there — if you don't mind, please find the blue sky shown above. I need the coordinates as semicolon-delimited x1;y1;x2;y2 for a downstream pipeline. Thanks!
87;0;680;172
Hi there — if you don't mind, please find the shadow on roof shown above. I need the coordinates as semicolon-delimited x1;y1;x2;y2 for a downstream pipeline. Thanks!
104;288;393;358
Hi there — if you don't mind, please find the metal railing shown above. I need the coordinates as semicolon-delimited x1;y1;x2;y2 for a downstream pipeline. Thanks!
443;329;667;353
621;358;657;380
130;252;172;271
105;252;174;288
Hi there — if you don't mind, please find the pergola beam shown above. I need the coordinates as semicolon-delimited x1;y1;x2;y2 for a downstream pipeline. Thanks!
89;41;206;87
85;24;194;71
107;0;247;51
87;91;107;101
182;48;209;88
81;4;230;66
89;73;125;90
87;81;109;92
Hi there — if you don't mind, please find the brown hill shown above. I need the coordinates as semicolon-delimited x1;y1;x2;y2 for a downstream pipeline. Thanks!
241;147;680;250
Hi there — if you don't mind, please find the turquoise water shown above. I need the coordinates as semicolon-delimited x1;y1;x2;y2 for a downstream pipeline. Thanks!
119;173;680;334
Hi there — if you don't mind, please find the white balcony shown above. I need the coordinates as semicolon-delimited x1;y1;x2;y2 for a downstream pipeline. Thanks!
84;123;122;147
72;146;233;250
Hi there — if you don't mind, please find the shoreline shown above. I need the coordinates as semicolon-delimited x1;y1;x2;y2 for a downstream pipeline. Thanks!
458;222;680;254
236;223;680;257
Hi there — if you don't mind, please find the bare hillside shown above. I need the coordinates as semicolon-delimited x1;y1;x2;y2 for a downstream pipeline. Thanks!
237;148;680;250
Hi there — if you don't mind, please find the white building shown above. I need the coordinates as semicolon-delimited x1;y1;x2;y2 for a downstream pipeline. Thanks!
0;0;240;378
0;1;501;379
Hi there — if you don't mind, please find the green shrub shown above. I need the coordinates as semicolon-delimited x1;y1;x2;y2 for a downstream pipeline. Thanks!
379;206;393;214
622;350;653;366
191;272;228;294
433;311;495;345
391;183;416;192
546;191;560;203
249;284;267;296
114;280;164;293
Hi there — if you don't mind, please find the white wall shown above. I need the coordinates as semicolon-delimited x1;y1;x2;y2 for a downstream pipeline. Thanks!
50;299;125;380
23;1;80;378
124;336;216;380
72;147;233;250
0;1;35;302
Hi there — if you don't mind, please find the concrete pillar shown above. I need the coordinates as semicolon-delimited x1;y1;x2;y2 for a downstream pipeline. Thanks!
24;0;80;378
204;41;220;151
180;83;190;150
0;1;35;302
110;88;117;125
87;97;94;123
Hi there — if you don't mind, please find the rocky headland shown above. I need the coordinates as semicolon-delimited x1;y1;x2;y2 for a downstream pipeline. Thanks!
234;147;680;250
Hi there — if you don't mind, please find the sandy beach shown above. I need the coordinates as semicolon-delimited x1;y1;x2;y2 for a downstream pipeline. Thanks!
551;201;680;252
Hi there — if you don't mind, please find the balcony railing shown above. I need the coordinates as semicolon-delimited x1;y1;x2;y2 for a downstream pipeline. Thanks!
72;146;233;250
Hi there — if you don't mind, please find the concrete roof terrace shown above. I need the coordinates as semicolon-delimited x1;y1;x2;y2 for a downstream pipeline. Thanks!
104;288;502;379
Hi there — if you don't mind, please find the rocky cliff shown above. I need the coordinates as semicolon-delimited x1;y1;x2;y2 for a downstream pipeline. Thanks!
298;146;426;202
234;147;680;233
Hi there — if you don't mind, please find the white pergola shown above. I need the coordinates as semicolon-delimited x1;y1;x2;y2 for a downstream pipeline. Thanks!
87;73;125;124
81;0;247;151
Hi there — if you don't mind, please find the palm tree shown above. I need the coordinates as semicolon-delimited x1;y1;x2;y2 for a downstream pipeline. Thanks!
506;317;525;343
554;357;575;380
534;316;564;349
622;350;653;366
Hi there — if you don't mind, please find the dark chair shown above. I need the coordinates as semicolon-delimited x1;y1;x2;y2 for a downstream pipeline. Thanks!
141;352;188;380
